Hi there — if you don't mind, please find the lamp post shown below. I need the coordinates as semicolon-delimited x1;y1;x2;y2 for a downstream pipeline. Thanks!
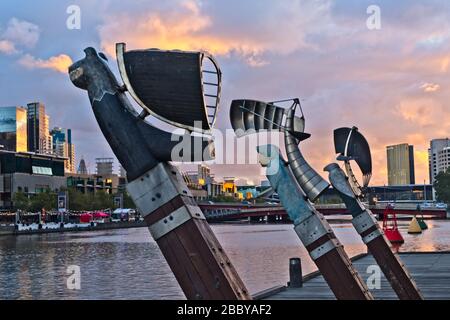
424;180;427;201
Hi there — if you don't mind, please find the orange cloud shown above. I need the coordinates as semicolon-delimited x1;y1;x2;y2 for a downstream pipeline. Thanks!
99;0;265;65
441;56;450;72
92;1;450;187
421;82;440;92
395;98;437;126
97;0;331;67
406;133;428;146
18;53;73;73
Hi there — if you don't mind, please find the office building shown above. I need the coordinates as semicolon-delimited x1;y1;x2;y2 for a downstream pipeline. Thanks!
77;157;88;174
119;165;126;178
66;173;119;194
51;127;76;173
0;150;66;208
197;164;210;185
96;157;114;175
0;106;27;152
223;177;237;194
437;147;450;174
429;138;450;184
182;164;224;200
198;164;223;198
386;143;415;185
27;102;51;153
44;114;52;153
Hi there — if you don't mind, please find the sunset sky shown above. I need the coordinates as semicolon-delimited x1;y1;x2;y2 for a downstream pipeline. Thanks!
0;0;449;185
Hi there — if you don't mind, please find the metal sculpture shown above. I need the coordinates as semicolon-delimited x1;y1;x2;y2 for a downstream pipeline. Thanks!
230;99;306;138
230;99;373;300
284;102;329;201
69;45;250;300
333;127;372;197
257;145;373;300
326;126;423;300
230;99;329;200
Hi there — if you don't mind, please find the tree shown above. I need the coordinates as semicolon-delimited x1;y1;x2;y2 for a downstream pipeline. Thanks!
93;190;113;210
67;187;119;211
28;190;57;212
68;187;88;211
13;191;30;211
123;192;136;209
211;195;239;203
434;167;450;204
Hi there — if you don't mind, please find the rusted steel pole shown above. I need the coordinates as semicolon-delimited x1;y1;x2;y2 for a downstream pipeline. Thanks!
259;145;373;300
325;163;423;300
68;47;250;300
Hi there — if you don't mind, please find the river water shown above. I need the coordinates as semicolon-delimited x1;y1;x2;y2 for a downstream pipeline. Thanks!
0;220;449;299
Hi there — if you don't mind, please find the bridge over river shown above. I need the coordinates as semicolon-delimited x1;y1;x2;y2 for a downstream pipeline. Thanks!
199;202;448;222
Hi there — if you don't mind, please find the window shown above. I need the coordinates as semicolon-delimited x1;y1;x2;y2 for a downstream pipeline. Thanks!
35;185;50;193
32;166;53;175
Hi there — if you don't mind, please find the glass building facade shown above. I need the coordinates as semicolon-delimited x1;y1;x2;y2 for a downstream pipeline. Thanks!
0;152;64;176
51;127;75;173
386;143;415;186
27;102;47;153
0;106;27;152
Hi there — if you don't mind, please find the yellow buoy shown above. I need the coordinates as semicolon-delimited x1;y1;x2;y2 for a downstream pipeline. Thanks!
408;217;422;234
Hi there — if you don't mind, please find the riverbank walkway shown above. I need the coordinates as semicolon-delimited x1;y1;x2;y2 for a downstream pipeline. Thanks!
256;251;450;300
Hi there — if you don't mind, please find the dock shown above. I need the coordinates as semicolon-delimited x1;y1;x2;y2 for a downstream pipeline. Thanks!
255;252;450;300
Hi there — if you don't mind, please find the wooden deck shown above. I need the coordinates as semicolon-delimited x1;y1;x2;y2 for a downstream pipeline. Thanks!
256;252;450;300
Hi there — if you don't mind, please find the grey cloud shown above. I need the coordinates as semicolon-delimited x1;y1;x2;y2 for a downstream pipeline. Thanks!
1;17;40;50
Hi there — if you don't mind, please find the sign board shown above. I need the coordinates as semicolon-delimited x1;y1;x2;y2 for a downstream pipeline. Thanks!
58;192;68;213
114;193;123;209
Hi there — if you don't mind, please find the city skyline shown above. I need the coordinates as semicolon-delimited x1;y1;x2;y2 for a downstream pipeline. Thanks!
3;98;450;187
1;1;449;184
0;103;76;174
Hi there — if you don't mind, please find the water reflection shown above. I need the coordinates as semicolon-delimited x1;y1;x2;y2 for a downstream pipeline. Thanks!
0;220;449;299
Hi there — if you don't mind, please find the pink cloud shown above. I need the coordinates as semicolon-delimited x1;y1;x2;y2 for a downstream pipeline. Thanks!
0;40;16;54
92;1;450;186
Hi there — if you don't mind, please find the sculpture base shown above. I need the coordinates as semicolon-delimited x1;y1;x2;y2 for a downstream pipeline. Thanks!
354;211;423;300
326;163;423;300
296;214;373;300
366;234;423;300
128;163;250;300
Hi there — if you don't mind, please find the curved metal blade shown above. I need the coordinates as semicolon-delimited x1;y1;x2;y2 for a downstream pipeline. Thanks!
230;99;305;137
334;127;372;187
116;43;221;132
285;105;329;201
